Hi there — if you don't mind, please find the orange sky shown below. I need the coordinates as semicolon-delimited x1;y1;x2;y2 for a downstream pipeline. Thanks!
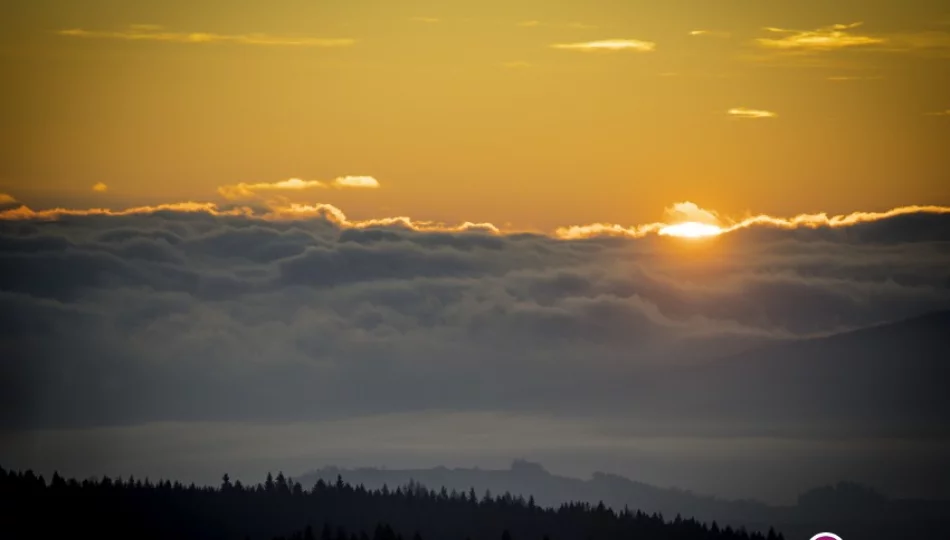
2;0;949;230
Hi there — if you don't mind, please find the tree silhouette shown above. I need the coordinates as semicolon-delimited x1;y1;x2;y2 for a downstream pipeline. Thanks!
0;465;798;540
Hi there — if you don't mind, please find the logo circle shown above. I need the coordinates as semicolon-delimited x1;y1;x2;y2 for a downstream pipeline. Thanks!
810;534;842;540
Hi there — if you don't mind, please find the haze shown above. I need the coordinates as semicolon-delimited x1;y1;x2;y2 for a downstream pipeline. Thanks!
2;0;950;512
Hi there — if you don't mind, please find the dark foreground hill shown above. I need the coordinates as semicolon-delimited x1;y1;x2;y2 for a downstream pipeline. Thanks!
0;466;777;540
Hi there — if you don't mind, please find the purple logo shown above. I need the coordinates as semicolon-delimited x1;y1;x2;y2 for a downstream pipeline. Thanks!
810;534;842;540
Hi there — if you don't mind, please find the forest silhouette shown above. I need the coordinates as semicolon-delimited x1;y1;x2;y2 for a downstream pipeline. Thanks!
1;466;781;540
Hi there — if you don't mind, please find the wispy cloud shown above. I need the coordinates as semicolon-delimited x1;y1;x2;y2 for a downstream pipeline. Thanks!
551;39;656;52
56;25;355;47
885;31;950;51
690;30;731;38
827;75;883;81
92;182;108;193
728;107;777;119
218;176;380;200
518;21;597;29
925;109;950;116
755;22;884;51
410;17;440;24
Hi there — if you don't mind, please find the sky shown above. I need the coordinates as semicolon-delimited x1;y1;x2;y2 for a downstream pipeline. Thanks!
2;0;950;229
2;0;950;506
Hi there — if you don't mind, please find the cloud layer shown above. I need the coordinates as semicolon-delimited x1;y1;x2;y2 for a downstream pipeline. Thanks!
2;196;949;437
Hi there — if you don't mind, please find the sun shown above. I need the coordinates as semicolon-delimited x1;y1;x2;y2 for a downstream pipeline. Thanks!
658;221;723;238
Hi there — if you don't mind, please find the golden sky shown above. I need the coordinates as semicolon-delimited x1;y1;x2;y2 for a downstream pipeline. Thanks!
2;0;950;230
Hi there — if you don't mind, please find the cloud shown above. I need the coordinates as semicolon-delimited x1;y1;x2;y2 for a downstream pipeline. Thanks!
926;109;950;116
884;31;950;52
689;30;731;38
755;22;884;51
218;176;380;200
92;182;108;193
56;25;356;47
332;175;380;189
662;201;721;226
826;75;883;81
728;107;777;119
551;39;656;52
518;21;596;29
1;197;949;451
0;193;16;205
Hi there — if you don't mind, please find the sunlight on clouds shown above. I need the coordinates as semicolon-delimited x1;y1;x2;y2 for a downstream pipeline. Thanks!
553;222;665;240
0;201;252;221
218;176;379;200
658;222;723;238
57;26;355;47
756;22;884;51
556;204;950;240
728;107;777;119
332;176;381;189
92;182;108;193
2;190;950;243
556;201;724;240
663;202;722;226
218;178;327;200
690;30;731;38
724;205;950;232
551;39;656;52
262;203;499;233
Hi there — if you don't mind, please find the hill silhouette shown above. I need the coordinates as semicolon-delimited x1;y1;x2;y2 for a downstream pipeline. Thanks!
298;461;950;540
646;309;950;438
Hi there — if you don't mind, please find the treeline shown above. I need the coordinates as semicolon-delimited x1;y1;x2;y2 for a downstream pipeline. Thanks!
0;466;782;540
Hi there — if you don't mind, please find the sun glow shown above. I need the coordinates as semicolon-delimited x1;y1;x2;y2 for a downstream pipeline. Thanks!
658;221;723;238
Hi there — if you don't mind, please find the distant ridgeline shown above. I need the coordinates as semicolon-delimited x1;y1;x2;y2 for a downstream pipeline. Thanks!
0;466;779;540
297;461;950;540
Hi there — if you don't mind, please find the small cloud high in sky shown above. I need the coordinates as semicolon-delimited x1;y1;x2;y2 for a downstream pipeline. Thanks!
756;22;884;51
92;182;108;192
551;39;656;51
689;30;731;38
728;107;777;119
57;25;355;47
218;176;380;200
